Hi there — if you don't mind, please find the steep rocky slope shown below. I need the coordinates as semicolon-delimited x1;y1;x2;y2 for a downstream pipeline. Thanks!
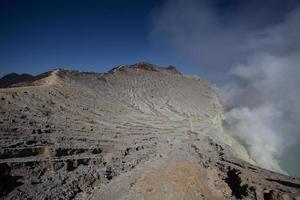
0;63;299;199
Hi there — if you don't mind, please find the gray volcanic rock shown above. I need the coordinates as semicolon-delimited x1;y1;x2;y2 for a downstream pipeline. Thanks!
0;63;299;199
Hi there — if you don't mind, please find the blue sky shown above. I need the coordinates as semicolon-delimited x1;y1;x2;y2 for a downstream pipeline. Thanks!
0;0;175;76
0;0;298;83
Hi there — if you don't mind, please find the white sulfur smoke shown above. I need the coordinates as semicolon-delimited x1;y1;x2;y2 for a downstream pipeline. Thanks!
223;52;300;173
152;0;300;175
223;8;300;173
226;105;283;171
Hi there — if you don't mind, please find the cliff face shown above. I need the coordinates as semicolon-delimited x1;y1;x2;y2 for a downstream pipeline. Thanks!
0;63;299;199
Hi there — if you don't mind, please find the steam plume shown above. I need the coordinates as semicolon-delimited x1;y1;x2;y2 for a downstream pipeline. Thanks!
152;0;300;175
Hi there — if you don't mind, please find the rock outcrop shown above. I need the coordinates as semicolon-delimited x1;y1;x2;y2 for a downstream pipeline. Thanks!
0;63;299;199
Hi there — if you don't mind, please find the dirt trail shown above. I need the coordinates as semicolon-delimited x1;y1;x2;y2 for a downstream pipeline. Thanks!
90;127;231;200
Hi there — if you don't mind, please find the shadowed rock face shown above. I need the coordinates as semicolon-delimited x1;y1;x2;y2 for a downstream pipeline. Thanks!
0;63;299;199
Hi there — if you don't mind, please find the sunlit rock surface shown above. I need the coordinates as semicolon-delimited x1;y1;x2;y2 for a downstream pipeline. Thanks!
0;63;299;199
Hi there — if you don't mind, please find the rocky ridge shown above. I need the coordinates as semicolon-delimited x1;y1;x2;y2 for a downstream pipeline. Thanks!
0;62;299;199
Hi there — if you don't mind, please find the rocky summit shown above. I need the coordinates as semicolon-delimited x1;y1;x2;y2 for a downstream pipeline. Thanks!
0;63;299;200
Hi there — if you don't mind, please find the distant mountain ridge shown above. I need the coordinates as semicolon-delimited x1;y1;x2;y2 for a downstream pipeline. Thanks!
0;73;34;88
0;62;181;89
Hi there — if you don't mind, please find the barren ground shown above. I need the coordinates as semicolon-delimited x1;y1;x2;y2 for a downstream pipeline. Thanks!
0;63;299;199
